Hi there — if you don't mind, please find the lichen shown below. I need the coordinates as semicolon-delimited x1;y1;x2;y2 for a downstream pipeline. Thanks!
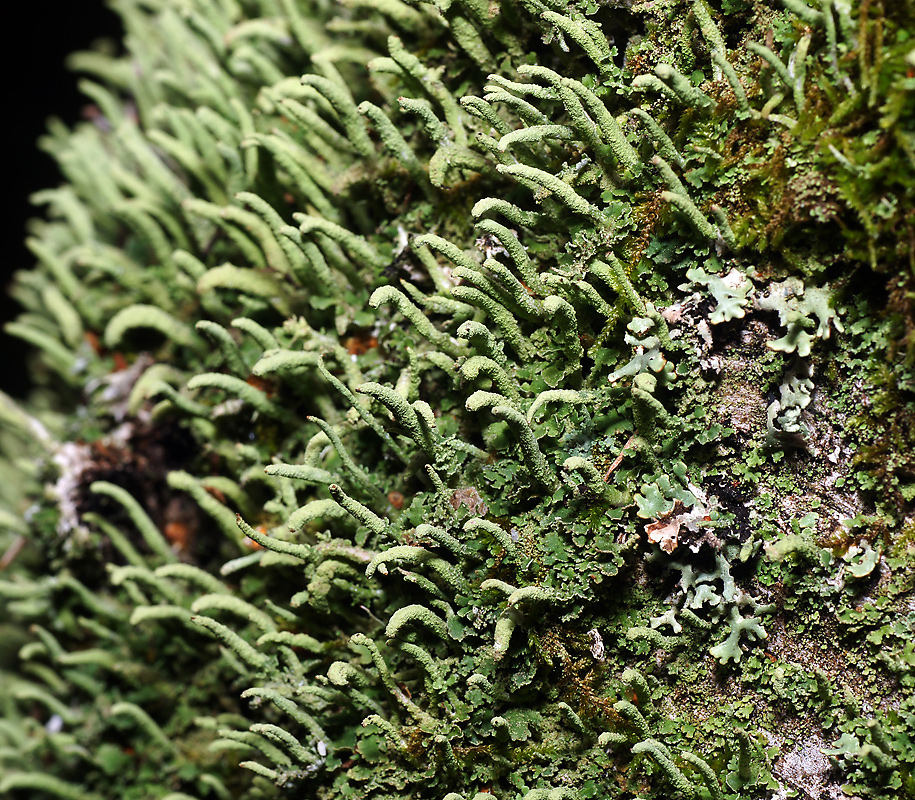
1;0;913;799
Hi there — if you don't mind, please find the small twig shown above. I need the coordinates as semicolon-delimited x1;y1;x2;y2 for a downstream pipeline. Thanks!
359;604;385;626
605;434;637;480
0;535;26;571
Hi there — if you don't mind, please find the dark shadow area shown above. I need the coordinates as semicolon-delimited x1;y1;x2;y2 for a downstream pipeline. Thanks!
2;3;123;398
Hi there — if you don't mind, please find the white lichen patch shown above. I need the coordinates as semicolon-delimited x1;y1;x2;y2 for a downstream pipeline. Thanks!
770;731;863;800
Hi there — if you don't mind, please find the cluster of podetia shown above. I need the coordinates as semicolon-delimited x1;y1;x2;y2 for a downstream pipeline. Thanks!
1;0;913;798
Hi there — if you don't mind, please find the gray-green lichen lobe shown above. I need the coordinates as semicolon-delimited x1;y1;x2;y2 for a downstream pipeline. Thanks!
0;0;913;799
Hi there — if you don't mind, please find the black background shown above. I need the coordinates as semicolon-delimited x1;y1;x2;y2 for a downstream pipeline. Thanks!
3;4;124;397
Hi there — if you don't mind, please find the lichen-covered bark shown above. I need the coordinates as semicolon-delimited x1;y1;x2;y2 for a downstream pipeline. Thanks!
1;0;913;799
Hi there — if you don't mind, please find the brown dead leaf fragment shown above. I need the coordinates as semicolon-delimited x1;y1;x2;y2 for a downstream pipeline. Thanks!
645;518;681;553
344;332;378;356
450;486;489;517
644;500;686;554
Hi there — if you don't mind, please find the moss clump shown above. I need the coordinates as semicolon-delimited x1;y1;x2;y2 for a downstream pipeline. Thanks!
1;0;913;798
